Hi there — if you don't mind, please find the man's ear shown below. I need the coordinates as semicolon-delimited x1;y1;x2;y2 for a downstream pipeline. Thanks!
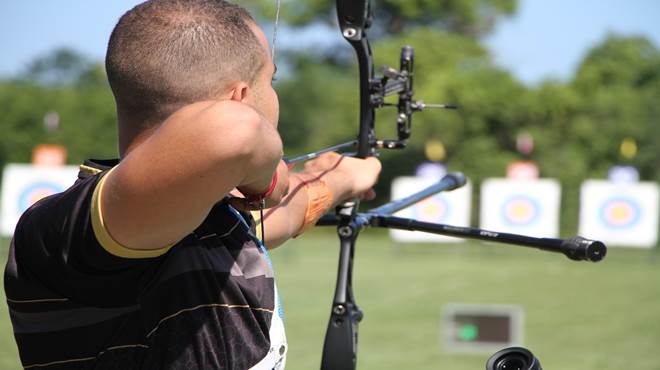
228;82;250;103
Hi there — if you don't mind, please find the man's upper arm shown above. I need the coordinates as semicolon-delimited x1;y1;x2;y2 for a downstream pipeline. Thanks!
99;101;282;252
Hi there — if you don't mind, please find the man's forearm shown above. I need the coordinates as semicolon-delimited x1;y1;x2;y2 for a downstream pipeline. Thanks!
260;169;349;248
258;175;309;248
257;153;380;249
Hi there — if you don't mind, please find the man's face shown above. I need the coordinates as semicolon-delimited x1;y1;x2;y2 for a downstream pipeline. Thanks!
246;23;279;128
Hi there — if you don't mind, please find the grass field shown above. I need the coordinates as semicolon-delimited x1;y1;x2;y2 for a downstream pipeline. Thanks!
1;231;659;369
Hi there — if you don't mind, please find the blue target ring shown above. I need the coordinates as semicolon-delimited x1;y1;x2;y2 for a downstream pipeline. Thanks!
598;197;641;229
17;182;64;213
412;195;450;223
500;195;540;227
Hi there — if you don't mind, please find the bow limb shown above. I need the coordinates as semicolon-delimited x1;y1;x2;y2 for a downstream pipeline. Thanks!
337;0;376;158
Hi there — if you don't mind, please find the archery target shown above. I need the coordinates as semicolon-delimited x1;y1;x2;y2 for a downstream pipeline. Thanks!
599;197;640;229
390;176;471;243
1;164;79;236
17;182;65;213
412;196;450;223
579;180;658;248
480;179;560;238
501;195;540;227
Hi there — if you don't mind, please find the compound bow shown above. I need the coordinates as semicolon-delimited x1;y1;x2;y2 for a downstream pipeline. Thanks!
276;1;607;369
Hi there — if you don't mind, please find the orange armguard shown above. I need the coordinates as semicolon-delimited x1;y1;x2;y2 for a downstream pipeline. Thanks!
294;175;333;237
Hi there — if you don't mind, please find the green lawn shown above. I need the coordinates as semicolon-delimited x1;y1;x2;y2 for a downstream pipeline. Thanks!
0;238;19;370
1;231;659;369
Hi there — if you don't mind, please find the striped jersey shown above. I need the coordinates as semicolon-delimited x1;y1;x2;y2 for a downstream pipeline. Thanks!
4;159;287;369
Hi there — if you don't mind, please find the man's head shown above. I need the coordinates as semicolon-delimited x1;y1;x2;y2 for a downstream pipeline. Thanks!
106;0;276;141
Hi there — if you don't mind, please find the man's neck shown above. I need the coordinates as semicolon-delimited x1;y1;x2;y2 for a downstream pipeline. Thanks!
118;116;157;159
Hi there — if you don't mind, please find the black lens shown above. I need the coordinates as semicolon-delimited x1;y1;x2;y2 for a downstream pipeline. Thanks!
497;357;525;370
486;347;541;370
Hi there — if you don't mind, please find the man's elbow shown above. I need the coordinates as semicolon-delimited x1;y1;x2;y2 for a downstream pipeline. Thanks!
205;102;283;173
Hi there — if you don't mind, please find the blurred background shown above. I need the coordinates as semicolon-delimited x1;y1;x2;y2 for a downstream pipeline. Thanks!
1;0;659;369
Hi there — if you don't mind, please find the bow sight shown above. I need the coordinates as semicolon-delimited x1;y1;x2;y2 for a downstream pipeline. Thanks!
282;0;609;369
342;9;457;156
369;46;459;150
283;4;455;169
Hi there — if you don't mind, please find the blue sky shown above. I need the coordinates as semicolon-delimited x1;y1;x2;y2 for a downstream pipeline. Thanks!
1;0;659;85
483;0;660;83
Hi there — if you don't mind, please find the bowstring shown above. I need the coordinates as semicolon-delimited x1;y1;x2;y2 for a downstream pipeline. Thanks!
259;199;266;247
259;0;281;248
271;0;281;61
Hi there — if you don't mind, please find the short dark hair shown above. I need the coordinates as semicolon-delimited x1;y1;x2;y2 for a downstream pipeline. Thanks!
106;0;265;127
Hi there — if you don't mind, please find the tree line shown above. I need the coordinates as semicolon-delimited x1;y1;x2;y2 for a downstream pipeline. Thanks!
1;1;658;235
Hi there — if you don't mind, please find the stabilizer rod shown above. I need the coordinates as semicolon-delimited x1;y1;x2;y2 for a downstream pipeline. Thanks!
367;172;466;215
371;216;606;262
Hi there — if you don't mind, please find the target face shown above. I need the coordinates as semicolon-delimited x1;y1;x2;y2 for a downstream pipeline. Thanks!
578;180;658;248
412;196;450;223
500;195;540;227
598;197;640;229
480;179;560;238
17;182;64;213
390;177;472;243
1;164;80;236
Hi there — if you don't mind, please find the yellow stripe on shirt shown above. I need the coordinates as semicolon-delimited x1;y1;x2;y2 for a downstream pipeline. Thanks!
91;168;173;259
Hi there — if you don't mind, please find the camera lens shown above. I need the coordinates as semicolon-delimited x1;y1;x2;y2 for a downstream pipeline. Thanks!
486;347;542;370
496;356;525;370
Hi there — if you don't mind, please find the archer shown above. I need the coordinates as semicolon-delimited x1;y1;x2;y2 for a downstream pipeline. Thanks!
4;1;380;369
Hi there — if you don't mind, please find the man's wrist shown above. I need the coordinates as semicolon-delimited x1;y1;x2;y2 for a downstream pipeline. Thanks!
296;171;347;206
311;170;354;205
293;174;334;236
